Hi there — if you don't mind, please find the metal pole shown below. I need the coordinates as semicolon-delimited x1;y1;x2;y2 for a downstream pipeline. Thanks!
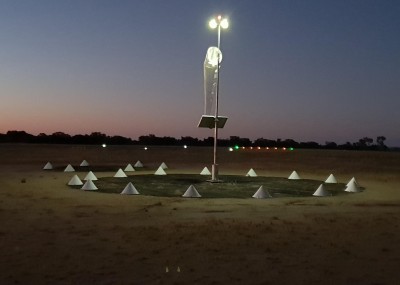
211;24;221;181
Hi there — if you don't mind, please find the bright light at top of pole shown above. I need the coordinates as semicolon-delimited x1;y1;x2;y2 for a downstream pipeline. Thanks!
220;18;229;29
209;16;229;29
209;19;218;29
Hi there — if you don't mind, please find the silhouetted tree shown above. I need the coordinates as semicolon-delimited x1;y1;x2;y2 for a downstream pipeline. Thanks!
138;134;156;145
229;136;252;147
202;137;214;146
299;141;321;149
138;134;177;145
338;142;354;150
6;131;35;143
36;133;50;143
0;129;394;151
180;136;200;146
363;137;374;147
89;132;108;144
355;137;374;149
376;136;387;149
282;139;300;148
108;135;133;145
254;138;276;147
217;138;230;147
325;141;337;149
49;132;71;144
71;134;86;144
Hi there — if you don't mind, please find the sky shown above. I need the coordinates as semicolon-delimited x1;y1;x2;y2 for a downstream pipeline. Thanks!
1;0;399;146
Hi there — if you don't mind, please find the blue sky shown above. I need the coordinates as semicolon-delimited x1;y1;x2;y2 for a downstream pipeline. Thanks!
1;0;399;145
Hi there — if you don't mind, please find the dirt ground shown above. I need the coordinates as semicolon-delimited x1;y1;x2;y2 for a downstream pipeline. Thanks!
1;144;399;284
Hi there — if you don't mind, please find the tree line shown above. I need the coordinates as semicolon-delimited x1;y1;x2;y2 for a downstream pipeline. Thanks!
0;130;390;151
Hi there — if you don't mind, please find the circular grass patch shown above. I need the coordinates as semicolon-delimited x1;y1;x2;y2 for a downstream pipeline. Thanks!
73;174;347;198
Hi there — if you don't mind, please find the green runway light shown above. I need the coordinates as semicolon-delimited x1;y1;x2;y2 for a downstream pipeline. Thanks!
234;145;239;150
289;147;294;151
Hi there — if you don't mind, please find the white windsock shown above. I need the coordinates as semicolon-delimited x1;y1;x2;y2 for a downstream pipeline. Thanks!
121;182;139;195
204;47;223;115
114;168;127;178
246;168;258;177
81;180;98;191
325;174;337;183
252;186;272;199
154;166;167;175
68;175;83;186
43;162;53;170
182;185;201;198
134;160;144;168
345;181;360;193
200;167;211;175
80;160;89;167
288;171;301;180
84;171;98;181
313;184;330;197
160;162;168;169
346;177;358;187
64;164;75;172
124;164;135;172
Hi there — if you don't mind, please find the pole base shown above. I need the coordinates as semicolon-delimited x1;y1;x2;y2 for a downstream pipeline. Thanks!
207;179;224;183
207;164;223;183
212;164;218;180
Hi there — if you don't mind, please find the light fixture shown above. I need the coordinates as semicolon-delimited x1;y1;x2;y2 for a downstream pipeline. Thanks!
209;16;229;30
209;19;218;29
220;18;229;29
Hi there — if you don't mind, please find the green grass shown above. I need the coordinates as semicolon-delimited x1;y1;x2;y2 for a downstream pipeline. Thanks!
73;174;347;198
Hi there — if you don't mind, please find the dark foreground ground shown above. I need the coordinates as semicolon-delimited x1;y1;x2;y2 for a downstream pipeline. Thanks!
1;144;400;284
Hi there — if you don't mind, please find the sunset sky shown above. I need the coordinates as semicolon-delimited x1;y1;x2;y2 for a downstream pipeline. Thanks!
1;0;399;145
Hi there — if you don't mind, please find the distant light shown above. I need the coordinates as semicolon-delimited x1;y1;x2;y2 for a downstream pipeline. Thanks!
209;19;218;29
283;147;286;150
183;145;188;149
102;144;107;148
234;145;239;150
257;146;261;150
250;147;253;150
266;147;269;150
289;147;294;151
220;18;229;29
229;147;233;152
144;147;148;150
242;147;245;149
274;147;278;150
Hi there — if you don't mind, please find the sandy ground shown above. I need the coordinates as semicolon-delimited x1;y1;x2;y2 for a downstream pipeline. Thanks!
0;144;400;284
